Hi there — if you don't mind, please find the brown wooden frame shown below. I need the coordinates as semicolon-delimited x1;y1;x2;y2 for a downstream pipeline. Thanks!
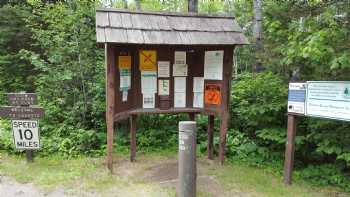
105;44;235;172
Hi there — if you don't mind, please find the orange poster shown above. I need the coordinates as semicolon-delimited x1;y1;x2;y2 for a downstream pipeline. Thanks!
118;56;131;69
204;83;222;105
139;50;157;71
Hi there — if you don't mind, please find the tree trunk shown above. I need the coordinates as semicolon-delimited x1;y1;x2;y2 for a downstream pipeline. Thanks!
135;0;141;10
188;0;198;13
122;0;128;9
252;0;263;72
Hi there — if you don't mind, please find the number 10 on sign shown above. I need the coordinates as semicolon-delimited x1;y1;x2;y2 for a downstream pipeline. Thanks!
12;120;40;150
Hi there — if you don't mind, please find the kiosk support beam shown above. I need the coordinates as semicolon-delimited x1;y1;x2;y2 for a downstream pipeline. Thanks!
207;115;214;160
189;113;196;121
284;114;297;185
106;43;116;173
130;115;137;162
219;112;229;164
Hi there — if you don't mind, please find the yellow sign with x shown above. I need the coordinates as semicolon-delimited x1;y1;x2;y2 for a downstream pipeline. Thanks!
139;50;157;71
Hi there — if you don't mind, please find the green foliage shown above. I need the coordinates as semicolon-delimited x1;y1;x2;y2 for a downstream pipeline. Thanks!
296;164;350;191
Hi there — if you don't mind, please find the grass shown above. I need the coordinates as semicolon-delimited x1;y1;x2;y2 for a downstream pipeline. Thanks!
0;151;349;197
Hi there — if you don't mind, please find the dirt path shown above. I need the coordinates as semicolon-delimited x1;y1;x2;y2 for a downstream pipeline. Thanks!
0;176;72;197
0;155;241;197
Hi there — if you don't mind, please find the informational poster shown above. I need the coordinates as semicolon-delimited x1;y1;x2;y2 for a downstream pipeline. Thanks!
174;51;186;65
158;61;170;77
193;77;204;92
119;73;131;91
204;83;222;105
174;92;186;108
306;81;350;121
193;92;204;108
122;91;128;102
139;50;157;71
174;77;186;92
158;80;170;95
141;71;157;94
143;93;155;108
193;77;204;108
204;51;224;80
118;56;131;69
173;64;188;76
174;77;186;107
288;83;306;114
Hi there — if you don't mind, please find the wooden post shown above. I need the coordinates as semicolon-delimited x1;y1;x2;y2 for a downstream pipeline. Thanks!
106;43;116;173
130;115;137;162
189;113;195;121
207;115;214;160
219;112;229;164
26;150;34;163
284;114;297;185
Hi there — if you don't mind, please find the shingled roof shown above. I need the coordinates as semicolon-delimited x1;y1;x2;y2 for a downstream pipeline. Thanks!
96;8;248;45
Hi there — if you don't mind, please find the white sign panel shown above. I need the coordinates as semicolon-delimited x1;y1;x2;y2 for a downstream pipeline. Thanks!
174;51;186;65
174;92;186;108
306;81;350;121
204;50;224;80
173;64;188;76
141;71;157;94
158;80;170;95
143;93;155;108
12;120;40;150
288;83;306;114
158;61;170;77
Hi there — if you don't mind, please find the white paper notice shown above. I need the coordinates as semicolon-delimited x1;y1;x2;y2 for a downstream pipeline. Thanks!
158;61;170;77
193;77;204;92
174;51;186;65
174;92;186;108
158;80;170;95
143;93;155;108
173;64;188;76
122;91;128;102
120;75;131;91
193;92;204;108
174;77;186;93
204;50;224;80
141;71;157;94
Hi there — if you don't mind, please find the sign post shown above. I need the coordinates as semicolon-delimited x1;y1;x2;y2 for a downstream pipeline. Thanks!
0;93;44;162
284;81;350;185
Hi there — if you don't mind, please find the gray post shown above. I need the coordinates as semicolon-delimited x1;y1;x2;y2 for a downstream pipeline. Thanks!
26;150;34;163
178;121;197;197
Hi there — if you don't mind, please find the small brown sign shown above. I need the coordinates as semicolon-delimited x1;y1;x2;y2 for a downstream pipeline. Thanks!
0;106;44;119
7;93;37;106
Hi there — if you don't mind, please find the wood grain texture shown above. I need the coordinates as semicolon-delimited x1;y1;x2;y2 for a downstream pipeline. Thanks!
95;9;248;45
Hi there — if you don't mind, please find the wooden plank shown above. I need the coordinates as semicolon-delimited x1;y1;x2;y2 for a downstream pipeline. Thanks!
130;114;137;162
0;106;44;119
106;43;116;173
131;14;150;29
7;93;37;106
207;115;214;160
126;30;144;44
284;114;297;185
105;29;127;43
96;28;106;43
109;12;123;28
130;107;201;115
155;16;171;30
96;12;109;27
120;13;133;28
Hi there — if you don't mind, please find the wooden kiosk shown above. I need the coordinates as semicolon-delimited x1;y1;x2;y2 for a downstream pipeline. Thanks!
95;8;248;172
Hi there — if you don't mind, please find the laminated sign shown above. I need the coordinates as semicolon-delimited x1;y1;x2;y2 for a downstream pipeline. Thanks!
118;56;131;69
204;83;221;105
139;50;157;71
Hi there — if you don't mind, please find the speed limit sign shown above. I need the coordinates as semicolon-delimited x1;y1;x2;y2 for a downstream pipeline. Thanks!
12;120;40;149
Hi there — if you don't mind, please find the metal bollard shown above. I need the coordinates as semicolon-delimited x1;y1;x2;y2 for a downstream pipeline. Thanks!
178;121;197;197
